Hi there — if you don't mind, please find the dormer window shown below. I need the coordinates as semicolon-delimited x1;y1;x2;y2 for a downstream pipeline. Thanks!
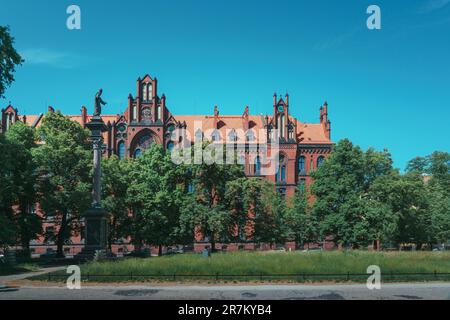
195;129;203;142
228;129;237;142
246;130;255;142
211;130;221;142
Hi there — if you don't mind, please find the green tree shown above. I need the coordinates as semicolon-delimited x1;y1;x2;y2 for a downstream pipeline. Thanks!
311;139;400;248
224;178;282;245
5;122;41;256
253;185;286;246
0;26;23;98
182;143;245;251
428;183;450;244
284;185;317;249
33;111;92;257
127;144;188;255
406;151;450;246
102;156;133;250
407;151;450;191
0;134;17;250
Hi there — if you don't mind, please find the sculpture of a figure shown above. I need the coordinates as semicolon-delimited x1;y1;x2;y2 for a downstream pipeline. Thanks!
94;89;107;116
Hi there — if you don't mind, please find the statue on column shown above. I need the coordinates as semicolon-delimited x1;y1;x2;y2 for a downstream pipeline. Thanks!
93;89;107;117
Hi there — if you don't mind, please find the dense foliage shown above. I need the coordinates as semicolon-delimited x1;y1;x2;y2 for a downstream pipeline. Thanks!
1;117;449;255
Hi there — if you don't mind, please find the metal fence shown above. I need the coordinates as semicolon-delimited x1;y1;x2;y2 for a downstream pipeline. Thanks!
45;271;450;282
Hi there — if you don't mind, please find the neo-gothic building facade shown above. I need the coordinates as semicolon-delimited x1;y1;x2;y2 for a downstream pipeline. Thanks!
1;74;333;255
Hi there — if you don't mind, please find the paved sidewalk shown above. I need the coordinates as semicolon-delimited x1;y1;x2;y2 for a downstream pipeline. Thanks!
0;266;66;286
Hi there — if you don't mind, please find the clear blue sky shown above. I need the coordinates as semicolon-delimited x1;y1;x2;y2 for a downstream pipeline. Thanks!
1;0;449;170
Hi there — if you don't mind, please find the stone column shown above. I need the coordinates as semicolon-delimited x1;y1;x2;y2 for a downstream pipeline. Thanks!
81;116;109;254
92;135;103;207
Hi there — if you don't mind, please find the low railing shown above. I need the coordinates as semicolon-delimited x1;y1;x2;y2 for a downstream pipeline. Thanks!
45;271;450;282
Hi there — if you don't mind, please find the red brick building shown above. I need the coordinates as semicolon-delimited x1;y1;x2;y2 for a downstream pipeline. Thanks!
1;74;333;255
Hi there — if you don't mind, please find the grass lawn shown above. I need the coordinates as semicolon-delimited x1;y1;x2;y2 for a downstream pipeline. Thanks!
33;250;450;283
0;263;40;276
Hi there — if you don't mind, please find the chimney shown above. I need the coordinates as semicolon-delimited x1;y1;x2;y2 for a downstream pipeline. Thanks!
273;92;277;106
81;106;87;127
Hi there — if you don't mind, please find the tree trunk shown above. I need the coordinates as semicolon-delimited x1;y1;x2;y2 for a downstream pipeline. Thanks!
211;233;216;252
56;233;65;258
21;237;31;259
56;214;67;258
158;244;162;256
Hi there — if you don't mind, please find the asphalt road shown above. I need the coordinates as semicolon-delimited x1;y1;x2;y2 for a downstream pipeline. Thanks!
1;283;450;300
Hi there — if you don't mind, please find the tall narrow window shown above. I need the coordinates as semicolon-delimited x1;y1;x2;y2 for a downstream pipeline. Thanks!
276;154;286;182
132;105;137;121
317;156;325;168
195;129;203;142
118;141;125;159
298;156;306;175
211;130;220;142
147;83;153;100
6;113;13;131
254;156;261;176
156;105;161;121
246;130;255;142
134;148;142;158
167;141;174;152
142;83;148;101
228;130;237;142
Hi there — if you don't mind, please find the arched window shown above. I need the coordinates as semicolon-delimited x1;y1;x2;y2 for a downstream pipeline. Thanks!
211;130;221;142
132;105;137;121
246;130;255;142
156;105;161;121
142;83;148;101
118;141;126;159
5;113;14;131
254;156;261;176
276;154;286;182
147;83;153;100
132;132;154;158
195;129;203;142
298;156;306;175
134;148;142;158
317;156;325;168
228;130;237;142
167;141;174;152
167;123;175;133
